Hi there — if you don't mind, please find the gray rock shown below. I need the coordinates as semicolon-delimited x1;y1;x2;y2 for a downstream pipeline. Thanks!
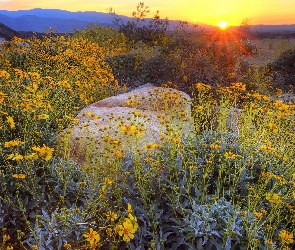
57;84;193;165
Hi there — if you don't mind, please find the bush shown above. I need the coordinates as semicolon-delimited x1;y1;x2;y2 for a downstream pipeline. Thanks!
0;159;89;249
269;49;295;90
110;2;169;45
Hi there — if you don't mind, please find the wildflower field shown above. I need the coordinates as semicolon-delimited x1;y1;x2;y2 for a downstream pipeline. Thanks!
1;19;295;250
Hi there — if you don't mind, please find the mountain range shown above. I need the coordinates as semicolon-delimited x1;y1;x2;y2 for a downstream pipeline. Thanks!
0;8;215;33
0;21;20;40
0;9;295;36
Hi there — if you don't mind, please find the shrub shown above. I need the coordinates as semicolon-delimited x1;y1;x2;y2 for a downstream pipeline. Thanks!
73;24;129;56
269;49;295;90
110;2;169;45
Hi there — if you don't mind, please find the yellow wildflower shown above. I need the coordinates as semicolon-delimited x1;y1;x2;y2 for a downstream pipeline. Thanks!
23;153;38;161
83;228;100;246
274;100;290;116
7;116;15;129
224;152;235;159
125;99;142;107
0;70;10;80
7;154;14;160
37;114;49;120
261;209;267;215
105;211;118;221
194;105;203;112
127;203;133;214
12;174;26;179
32;145;54;161
114;150;124;159
28;72;41;80
240;211;246;217
0;91;8;104
105;178;115;185
266;239;273;247
87;112;100;119
189;165;197;170
254;212;263;219
259;145;275;151
63;243;71;249
210;144;222;150
4;140;25;147
276;88;283;96
116;218;138;242
231;82;246;92
143;142;160;150
64;115;79;121
194;83;211;92
266;193;282;205
100;187;107;196
261;171;272;178
182;75;188;82
6;246;13;250
120;124;143;137
278;230;294;245
127;213;139;232
173;138;181;144
267;123;278;133
3;234;10;242
8;153;24;161
120;124;136;134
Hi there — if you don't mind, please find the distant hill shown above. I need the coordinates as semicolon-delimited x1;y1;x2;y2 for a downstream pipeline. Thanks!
251;24;295;33
0;13;98;33
0;8;214;33
0;8;117;23
0;21;20;40
1;8;294;36
0;9;130;32
230;24;295;33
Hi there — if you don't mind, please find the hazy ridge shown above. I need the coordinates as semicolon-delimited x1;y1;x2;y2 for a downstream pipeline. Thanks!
0;8;294;34
0;8;214;33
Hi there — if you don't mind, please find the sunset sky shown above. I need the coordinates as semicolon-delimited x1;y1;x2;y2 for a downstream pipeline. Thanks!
0;0;294;26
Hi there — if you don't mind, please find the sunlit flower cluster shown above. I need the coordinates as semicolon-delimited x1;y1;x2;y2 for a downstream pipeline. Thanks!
120;124;144;137
274;100;291;116
224;151;241;159
12;174;26;179
194;82;211;92
83;228;100;249
115;217;138;242
143;142;160;150
32;145;54;161
4;140;24;148
278;230;294;245
265;193;283;205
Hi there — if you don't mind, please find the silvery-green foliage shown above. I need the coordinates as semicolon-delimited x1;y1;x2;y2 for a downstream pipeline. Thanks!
0;159;90;249
180;198;245;250
24;206;88;250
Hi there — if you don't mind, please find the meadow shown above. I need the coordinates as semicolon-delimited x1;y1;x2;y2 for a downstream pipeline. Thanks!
1;18;295;250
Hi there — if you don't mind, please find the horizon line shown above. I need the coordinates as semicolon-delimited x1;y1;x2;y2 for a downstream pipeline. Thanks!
1;8;295;27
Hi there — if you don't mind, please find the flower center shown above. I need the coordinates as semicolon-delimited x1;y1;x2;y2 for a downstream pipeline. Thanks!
124;228;130;235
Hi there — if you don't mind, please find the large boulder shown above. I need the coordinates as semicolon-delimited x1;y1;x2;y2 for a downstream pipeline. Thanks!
57;83;193;165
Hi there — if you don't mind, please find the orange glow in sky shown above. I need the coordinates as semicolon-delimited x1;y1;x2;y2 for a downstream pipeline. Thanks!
0;0;294;26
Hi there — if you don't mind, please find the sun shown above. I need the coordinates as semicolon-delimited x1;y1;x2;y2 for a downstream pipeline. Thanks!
217;21;229;30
